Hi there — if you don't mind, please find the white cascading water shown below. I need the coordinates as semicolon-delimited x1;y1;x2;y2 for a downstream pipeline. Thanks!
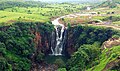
50;13;92;56
51;16;66;56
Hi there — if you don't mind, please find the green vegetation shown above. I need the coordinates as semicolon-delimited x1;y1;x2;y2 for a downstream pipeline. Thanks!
67;43;100;71
97;0;120;8
87;46;120;71
0;0;85;25
57;68;67;71
0;11;49;25
0;0;46;10
1;21;119;71
0;22;54;70
0;22;35;70
67;25;117;49
66;25;120;71
0;0;120;71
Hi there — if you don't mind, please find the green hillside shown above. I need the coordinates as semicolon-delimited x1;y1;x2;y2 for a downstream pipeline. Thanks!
87;46;120;71
97;0;120;8
0;0;46;10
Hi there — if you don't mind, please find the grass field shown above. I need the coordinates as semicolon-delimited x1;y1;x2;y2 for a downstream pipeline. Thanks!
0;11;50;25
0;3;85;25
3;3;84;17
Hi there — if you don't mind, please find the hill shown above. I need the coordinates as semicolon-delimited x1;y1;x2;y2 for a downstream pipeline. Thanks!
97;0;120;8
87;45;120;71
24;0;106;3
0;0;46;10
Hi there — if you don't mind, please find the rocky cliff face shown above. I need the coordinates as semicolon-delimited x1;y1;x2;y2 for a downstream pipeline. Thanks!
33;31;51;55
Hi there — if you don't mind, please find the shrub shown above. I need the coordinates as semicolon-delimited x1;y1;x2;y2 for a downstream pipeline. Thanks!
54;58;66;68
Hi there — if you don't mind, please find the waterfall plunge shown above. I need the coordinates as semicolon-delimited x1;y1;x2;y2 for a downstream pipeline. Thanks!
51;17;67;56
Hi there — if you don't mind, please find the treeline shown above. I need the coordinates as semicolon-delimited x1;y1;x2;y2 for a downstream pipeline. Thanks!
67;43;100;71
0;1;46;10
0;22;54;71
66;25;118;50
97;0;120;8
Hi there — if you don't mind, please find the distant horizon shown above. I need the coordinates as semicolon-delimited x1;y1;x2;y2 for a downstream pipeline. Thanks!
32;0;107;3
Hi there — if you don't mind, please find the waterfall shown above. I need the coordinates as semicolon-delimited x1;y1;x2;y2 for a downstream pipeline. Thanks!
51;17;66;56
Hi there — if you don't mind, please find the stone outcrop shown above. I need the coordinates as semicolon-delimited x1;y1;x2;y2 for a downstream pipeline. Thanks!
102;38;120;49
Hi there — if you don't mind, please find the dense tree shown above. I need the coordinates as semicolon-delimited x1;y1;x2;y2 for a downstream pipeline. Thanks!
0;43;6;56
67;43;100;71
0;22;54;70
67;25;117;50
0;1;46;10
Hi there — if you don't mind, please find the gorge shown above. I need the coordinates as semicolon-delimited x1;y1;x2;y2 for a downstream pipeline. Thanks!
0;0;120;71
0;21;120;71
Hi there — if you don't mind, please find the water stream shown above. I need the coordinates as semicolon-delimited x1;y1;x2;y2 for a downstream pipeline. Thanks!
51;16;66;56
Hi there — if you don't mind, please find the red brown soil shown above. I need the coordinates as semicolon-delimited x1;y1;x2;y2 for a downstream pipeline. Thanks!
34;32;42;48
